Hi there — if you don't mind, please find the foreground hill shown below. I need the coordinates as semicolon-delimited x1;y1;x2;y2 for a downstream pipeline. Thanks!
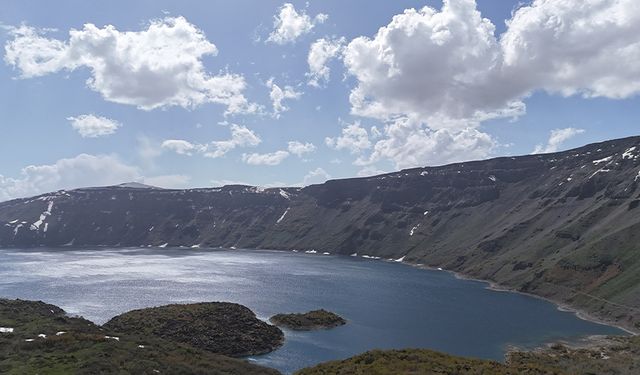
297;338;640;375
1;136;640;331
0;299;280;374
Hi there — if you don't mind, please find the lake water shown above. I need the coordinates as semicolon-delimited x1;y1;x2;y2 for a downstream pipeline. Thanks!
0;248;624;374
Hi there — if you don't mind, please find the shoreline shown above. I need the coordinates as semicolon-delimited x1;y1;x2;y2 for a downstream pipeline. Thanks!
400;261;637;336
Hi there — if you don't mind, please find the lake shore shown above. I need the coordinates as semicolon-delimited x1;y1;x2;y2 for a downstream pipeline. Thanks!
399;260;638;337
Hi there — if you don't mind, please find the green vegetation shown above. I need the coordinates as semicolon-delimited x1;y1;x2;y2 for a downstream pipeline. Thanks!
297;336;640;375
295;348;563;375
0;299;280;374
507;335;640;375
270;309;346;331
103;302;284;357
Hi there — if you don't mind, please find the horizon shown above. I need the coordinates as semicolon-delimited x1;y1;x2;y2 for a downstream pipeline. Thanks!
2;131;639;201
2;0;640;200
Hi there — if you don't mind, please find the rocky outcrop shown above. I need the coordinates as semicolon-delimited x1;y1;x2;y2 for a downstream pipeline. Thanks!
103;302;284;357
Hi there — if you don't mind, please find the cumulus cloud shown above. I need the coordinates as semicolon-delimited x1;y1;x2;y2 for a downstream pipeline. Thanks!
0;154;139;201
161;124;261;158
302;167;330;186
266;3;328;44
267;78;301;117
242;151;290;166
161;140;203;156
356;118;496;169
333;0;640;168
325;121;372;154
0;153;197;201
67;114;121;138
307;37;345;87
287;141;316;157
533;127;585;154
4;17;257;114
501;0;640;99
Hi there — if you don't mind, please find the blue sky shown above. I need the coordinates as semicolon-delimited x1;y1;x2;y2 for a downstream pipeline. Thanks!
1;0;639;200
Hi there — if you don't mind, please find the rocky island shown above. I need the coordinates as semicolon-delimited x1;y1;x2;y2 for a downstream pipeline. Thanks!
270;309;346;331
103;302;284;357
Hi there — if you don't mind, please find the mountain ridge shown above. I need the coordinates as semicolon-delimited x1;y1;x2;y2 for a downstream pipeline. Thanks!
2;135;640;332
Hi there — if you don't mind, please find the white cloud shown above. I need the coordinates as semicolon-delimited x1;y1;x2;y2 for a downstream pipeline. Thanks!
0;154;198;201
242;151;290;166
161;140;202;156
355;118;496;170
335;0;640;168
67;114;121;138
162;124;261;158
287;141;316;157
266;3;327;44
325;121;372;154
533;127;585;154
501;0;640;99
307;37;345;87
357;166;387;177
267;78;301;117
4;17;257;114
302;167;330;186
0;154;140;201
342;0;515;127
143;174;191;189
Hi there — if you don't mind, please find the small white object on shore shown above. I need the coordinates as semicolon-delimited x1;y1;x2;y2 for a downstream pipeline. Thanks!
0;327;14;333
56;331;66;336
104;335;120;341
38;333;46;338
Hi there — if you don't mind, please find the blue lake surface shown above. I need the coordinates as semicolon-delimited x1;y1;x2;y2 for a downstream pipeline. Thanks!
0;248;624;374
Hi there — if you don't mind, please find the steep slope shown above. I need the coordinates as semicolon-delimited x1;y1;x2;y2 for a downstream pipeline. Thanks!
2;136;640;331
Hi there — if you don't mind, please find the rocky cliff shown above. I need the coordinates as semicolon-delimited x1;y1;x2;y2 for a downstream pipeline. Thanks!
2;136;640;331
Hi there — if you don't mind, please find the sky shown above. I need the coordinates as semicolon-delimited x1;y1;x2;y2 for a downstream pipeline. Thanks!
1;0;639;200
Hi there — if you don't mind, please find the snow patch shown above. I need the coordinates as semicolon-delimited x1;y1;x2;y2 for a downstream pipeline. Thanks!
31;201;54;231
305;250;317;254
589;168;611;179
423;211;429;216
38;334;46;338
623;147;637;159
322;252;330;255
488;175;496;182
361;255;381;260
592;156;613;165
279;189;291;200
276;207;290;224
350;253;358;257
420;171;429;176
159;243;168;248
56;331;66;336
409;224;420;236
395;256;405;262
104;336;120;341
0;327;14;333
